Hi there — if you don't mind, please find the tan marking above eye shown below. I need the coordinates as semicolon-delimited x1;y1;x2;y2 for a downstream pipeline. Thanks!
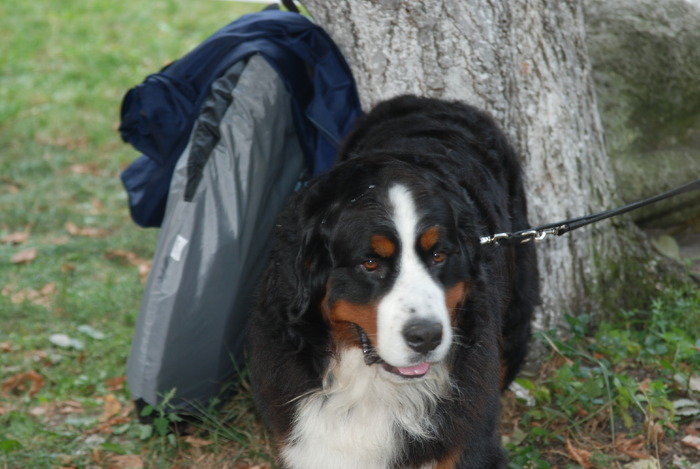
371;234;396;258
419;226;440;252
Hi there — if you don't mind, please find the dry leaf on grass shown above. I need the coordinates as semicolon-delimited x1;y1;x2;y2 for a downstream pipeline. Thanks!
8;283;56;308
69;163;101;175
623;458;659;469
1;231;29;244
616;434;650;460
566;438;592;468
2;370;45;397
11;247;37;264
691;374;700;393
65;221;108;238
108;454;144;469
685;421;700;436
29;400;83;417
105;249;151;282
105;376;126;392
100;394;123;422
1;176;22;192
84;396;133;436
0;341;12;352
183;435;214;448
682;435;700;451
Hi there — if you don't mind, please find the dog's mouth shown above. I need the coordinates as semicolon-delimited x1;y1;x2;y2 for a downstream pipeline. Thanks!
353;324;432;378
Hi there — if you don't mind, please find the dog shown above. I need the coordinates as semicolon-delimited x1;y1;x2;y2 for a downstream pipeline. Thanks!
248;95;540;469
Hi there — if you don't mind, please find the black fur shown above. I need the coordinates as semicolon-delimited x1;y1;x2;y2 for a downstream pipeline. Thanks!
248;95;540;468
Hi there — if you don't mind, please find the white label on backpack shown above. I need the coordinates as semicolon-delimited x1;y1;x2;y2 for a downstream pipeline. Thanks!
170;235;189;262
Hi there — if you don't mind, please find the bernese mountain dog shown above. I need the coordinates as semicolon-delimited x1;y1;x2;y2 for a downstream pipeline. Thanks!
249;95;540;469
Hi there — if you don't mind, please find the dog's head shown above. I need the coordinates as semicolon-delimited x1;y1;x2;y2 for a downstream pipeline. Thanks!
282;155;481;380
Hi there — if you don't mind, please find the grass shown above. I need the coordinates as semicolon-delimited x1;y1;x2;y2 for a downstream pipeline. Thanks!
1;1;699;468
501;287;700;468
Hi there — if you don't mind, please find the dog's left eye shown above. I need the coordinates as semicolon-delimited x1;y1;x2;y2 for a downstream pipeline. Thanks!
432;251;447;264
362;259;380;271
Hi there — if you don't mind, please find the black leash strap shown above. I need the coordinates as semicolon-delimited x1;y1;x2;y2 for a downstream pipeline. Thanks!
480;178;700;246
281;0;300;13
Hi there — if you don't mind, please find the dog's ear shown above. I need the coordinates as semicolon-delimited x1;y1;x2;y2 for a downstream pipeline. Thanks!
264;185;336;325
289;215;331;321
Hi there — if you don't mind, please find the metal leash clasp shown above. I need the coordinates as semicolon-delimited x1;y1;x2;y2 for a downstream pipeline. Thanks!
480;225;567;246
479;232;510;245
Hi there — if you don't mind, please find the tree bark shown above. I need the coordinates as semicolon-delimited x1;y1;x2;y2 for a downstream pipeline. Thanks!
303;0;659;334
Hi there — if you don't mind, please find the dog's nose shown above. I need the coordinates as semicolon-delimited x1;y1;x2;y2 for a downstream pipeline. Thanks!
402;319;443;354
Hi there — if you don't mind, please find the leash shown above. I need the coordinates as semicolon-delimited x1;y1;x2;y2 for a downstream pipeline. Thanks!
480;178;700;246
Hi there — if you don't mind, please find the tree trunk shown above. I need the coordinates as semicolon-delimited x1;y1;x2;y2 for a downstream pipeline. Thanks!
303;0;660;334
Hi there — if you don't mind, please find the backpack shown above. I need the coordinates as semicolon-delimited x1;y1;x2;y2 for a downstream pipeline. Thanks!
119;8;362;412
119;8;363;227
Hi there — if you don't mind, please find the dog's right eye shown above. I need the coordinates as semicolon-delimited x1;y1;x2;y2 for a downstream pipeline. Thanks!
362;259;380;272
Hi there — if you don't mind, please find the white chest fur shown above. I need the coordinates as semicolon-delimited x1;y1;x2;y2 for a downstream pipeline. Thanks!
281;348;450;469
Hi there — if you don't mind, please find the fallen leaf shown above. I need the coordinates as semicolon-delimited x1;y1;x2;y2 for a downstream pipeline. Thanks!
683;435;700;451
691;375;700;394
1;370;44;397
1;176;22;192
90;448;108;467
89;198;104;214
11;247;37;264
183;435;214;448
616;434;649;459
65;221;108;238
105;249;139;265
0;341;12;352
1;231;29;245
58;400;84;414
566;438;592;468
51;236;71;245
49;333;84;350
11;288;40;305
100;394;122;422
671;455;700;469
106;249;151;282
137;262;151;283
109;454;144;469
623;458;659;469
69;163;100;175
674;398;700;417
685;421;700;436
105;376;126;392
36;134;88;150
29;403;53;416
8;284;57;308
77;324;105;340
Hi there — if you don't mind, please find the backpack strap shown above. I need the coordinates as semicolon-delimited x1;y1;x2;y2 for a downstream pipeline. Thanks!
281;0;300;14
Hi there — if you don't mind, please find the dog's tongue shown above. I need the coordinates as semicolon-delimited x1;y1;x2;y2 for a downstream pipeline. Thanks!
395;362;431;377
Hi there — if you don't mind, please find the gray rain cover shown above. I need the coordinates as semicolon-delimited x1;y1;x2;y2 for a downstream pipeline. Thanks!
126;54;306;410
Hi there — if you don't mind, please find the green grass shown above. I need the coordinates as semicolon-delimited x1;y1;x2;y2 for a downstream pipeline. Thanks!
1;1;699;468
502;287;700;468
0;1;269;467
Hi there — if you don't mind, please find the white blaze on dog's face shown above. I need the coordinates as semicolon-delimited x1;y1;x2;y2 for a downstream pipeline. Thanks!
375;184;453;373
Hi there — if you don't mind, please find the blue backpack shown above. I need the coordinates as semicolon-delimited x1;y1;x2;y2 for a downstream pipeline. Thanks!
118;9;363;227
